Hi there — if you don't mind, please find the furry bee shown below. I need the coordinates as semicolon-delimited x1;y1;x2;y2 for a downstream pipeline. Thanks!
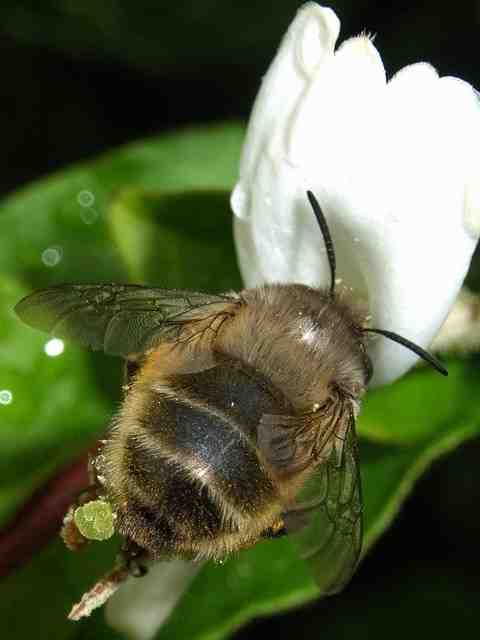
15;191;447;604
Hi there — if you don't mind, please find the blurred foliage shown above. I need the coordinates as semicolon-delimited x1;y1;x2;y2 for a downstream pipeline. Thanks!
238;563;479;640
109;188;242;290
0;124;478;639
0;0;477;80
0;123;243;526
359;358;480;444
0;276;109;524
0;0;352;72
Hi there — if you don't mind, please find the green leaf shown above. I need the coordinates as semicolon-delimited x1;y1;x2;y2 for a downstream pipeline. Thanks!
0;124;243;525
109;188;242;290
358;358;480;444
0;537;118;640
0;123;244;289
0;274;110;525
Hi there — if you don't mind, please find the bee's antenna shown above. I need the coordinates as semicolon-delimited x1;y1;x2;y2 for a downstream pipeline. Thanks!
306;191;336;299
363;328;448;376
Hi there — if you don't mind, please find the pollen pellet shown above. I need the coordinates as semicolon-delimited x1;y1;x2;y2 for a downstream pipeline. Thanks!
74;500;115;541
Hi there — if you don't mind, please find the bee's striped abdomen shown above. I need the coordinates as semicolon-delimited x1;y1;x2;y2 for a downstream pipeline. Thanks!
120;434;224;557
109;359;292;558
149;397;275;512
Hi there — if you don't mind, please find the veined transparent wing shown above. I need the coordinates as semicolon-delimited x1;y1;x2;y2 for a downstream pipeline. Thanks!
15;283;240;359
279;408;362;594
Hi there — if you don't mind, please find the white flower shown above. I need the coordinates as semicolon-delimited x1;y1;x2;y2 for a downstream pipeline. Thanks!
106;560;201;640
231;2;480;386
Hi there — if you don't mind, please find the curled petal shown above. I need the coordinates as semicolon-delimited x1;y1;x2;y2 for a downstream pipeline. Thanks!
232;3;480;385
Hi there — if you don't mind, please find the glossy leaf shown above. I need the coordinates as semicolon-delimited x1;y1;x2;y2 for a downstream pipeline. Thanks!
0;538;118;640
108;188;242;291
0;123;244;288
358;358;480;444
0;123;243;525
0;274;110;525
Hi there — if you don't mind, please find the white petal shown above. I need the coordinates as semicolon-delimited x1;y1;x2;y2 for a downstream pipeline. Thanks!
232;4;341;287
364;69;480;383
289;35;386;168
105;560;201;640
232;3;339;226
232;4;480;386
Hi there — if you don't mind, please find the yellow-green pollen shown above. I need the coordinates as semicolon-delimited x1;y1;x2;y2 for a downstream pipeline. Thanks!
74;500;115;541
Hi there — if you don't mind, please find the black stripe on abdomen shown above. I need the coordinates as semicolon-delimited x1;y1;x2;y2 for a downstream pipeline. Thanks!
140;396;278;514
169;361;291;439
121;434;224;555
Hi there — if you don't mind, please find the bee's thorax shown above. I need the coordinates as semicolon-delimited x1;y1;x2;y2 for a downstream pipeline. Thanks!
216;283;369;411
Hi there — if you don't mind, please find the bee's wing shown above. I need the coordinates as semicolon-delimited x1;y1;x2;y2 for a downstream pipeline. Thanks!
258;404;362;595
15;283;240;359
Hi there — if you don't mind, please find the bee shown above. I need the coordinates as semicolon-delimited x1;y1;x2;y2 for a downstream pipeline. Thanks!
15;190;447;617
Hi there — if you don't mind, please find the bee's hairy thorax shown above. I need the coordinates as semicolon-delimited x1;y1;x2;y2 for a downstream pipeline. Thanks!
218;284;370;410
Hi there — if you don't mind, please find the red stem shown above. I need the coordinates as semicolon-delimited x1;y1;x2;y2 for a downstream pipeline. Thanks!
0;452;90;579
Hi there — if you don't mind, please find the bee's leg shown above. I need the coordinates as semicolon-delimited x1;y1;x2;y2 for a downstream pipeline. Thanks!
260;517;287;540
68;537;149;621
61;446;106;551
118;538;150;577
122;358;141;394
68;561;130;621
61;491;98;551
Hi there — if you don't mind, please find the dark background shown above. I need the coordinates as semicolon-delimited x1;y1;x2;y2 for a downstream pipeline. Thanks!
1;1;479;637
